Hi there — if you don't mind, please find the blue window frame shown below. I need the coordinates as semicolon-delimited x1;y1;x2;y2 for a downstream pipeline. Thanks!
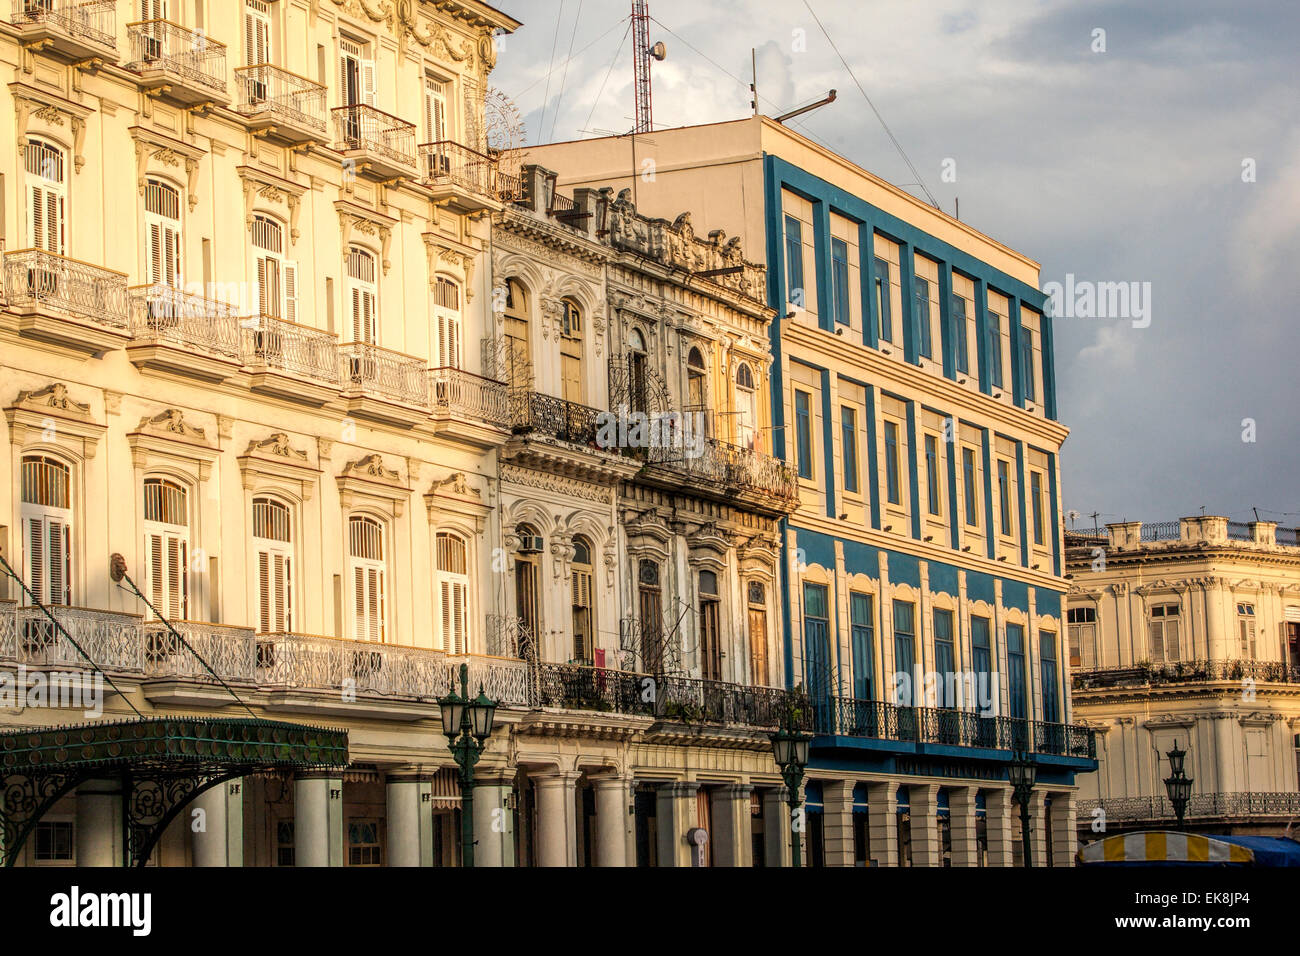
784;215;805;307
998;459;1012;536
1040;630;1059;723
892;599;916;706
850;591;874;700
831;237;850;326
1031;471;1044;546
794;389;813;480
804;583;832;703
952;294;969;374
1007;623;1027;721
884;420;901;505
934;608;955;708
1021;329;1036;402
873;257;892;342
970;615;992;713
841;405;859;494
987;311;1003;387
962;446;978;526
913;275;931;357
925;434;941;516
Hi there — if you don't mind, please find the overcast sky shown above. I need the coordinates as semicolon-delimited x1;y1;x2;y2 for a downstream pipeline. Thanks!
490;0;1300;531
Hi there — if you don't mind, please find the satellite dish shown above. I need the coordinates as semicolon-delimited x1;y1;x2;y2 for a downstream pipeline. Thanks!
649;41;667;61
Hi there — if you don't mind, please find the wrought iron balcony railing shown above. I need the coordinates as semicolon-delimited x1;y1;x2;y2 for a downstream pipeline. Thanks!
141;620;257;683
129;284;243;360
445;655;532;708
1079;792;1300;823
646;436;798;503
510;391;608;448
0;602;14;660
234;63;328;135
11;605;144;673
3;248;130;329
339;342;430;409
13;0;117;49
241;314;341;386
429;366;510;428
256;632;446;701
126;20;227;93
813;695;1096;759
332;103;417;171
1073;658;1300;690
496;170;526;204
420;140;496;198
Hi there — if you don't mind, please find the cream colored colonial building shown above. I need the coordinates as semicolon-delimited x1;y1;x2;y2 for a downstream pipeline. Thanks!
1067;517;1300;838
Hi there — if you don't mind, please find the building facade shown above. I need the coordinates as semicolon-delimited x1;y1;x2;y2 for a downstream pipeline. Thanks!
1067;517;1300;839
536;116;1096;866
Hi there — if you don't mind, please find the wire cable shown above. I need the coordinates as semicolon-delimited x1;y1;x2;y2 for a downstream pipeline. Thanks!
549;0;583;143
582;18;632;139
537;0;566;145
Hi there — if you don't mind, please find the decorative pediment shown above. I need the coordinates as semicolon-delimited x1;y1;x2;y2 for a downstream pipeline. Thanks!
127;409;219;480
4;382;105;459
238;432;319;500
337;200;396;274
130;127;205;211
10;82;92;173
337;454;410;517
426;471;490;532
422;232;478;297
239;166;306;242
686;520;734;559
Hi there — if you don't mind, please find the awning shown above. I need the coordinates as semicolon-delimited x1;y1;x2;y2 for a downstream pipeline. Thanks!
1078;831;1255;866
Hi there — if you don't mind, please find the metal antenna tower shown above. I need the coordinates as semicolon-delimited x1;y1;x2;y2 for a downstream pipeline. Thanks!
631;1;665;134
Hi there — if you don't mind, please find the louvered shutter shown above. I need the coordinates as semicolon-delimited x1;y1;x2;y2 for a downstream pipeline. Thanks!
452;581;464;654
149;222;162;284
164;225;180;287
361;59;376;106
148;533;164;614
47;519;68;606
353;565;365;639
283;260;298;324
440;580;452;649
258;550;271;633
26;517;45;605
281;555;292;631
1149;620;1163;662
1166;619;1180;662
350;287;362;341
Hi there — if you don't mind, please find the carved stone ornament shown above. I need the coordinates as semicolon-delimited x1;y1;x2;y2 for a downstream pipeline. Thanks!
136;409;208;443
245;432;310;463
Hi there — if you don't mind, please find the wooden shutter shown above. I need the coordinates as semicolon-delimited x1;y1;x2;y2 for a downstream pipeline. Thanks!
47;519;68;606
353;565;366;639
26;517;44;605
283;260;298;324
361;59;376;106
245;3;270;67
1149;620;1163;662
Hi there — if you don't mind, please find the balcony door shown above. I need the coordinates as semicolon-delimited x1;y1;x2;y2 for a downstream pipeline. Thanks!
253;497;294;634
20;455;72;608
142;478;189;622
570;536;594;664
514;524;541;660
503;278;532;389
348;516;386;643
144;179;183;289
637;559;663;674
424;74;449;176
735;363;757;449
698;570;721;681
339;37;375;109
803;584;832;729
346;246;378;345
25;139;66;257
747;581;768;686
560;299;584;404
252;215;296;322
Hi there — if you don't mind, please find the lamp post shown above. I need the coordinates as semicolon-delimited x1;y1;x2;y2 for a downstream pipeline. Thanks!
769;719;811;867
1164;742;1193;831
438;662;498;868
1008;750;1037;867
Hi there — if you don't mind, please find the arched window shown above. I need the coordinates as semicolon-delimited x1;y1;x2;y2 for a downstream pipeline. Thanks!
638;559;663;673
434;276;463;369
144;179;182;287
253;496;293;633
348;515;385;642
571;535;594;663
627;327;648;413
747;580;768;686
699;569;721;680
20;455;72;607
346;246;378;344
436;531;469;654
503;277;531;388
735;362;757;449
560;297;584;403
25;138;66;255
143;477;189;620
514;523;541;658
686;346;708;434
252;214;296;321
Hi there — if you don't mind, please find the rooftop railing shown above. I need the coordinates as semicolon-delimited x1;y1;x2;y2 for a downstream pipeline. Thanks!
340;342;430;409
241;313;341;386
129;284;243;360
234;63;328;134
3;248;130;329
126;20;227;93
12;0;117;49
333;103;417;170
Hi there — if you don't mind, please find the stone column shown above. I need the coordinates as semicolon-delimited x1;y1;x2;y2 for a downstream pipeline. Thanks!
821;780;855;867
1050;791;1078;866
866;781;898;867
295;772;343;867
76;779;122;867
984;787;1014;866
949;786;979;867
473;773;516;868
533;771;579;867
910;784;942;867
762;786;791;867
1029;790;1049;867
710;784;753;867
386;773;432;867
655;781;699;867
592;775;631;867
192;778;243;867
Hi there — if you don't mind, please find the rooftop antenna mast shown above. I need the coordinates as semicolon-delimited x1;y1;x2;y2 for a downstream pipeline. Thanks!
631;0;665;134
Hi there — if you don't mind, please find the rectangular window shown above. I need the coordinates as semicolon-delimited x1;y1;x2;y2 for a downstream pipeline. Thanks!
794;389;813;480
1238;603;1257;658
803;583;831;701
347;820;381;866
913;276;931;358
971;616;992;714
1031;471;1045;546
1021;329;1036;402
1039;631;1059;723
884;421;901;505
934;608;955;708
924;434;941;516
35;821;74;863
785;215;804;307
962;447;978;526
831;237;850;326
850;591;874;700
1149;603;1181;663
841;405;859;495
1067;606;1098;669
893;600;916;706
952;294;969;374
997;459;1012;536
987;312;1003;387
1007;623;1027;721
874;257;892;342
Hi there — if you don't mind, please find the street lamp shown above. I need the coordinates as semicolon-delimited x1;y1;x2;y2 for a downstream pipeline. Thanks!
1164;742;1194;831
1008;750;1037;867
769;719;811;867
438;662;498;867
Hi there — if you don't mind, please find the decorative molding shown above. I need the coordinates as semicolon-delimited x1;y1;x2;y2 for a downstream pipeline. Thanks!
127;409;219;481
130;127;204;211
499;463;612;503
238;432;320;501
239;165;306;242
4;382;105;460
337;200;396;274
9;82;92;173
425;471;490;532
337;454;410;517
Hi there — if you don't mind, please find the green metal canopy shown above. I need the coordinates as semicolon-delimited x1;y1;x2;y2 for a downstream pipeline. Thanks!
0;716;348;867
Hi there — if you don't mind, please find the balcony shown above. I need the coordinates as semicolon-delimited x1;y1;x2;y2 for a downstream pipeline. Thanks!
1073;659;1300;692
428;366;510;447
125;20;228;106
233;63;327;144
3;248;131;353
241;314;341;406
339;342;431;426
139;621;257;706
813;696;1096;762
505;391;640;484
11;0;117;62
420;140;500;214
447;654;532;708
127;284;243;381
643;436;798;515
9;605;144;674
332;104;418;181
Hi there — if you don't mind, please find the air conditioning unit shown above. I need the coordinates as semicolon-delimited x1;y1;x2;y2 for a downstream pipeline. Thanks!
518;535;544;554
